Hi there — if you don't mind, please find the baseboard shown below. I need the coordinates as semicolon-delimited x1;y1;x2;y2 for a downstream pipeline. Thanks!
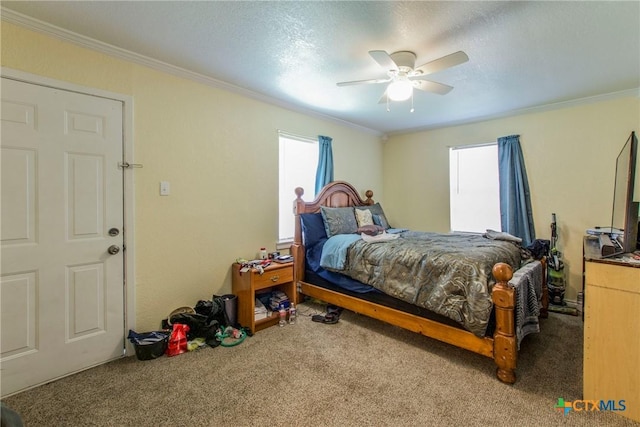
548;298;583;316
548;299;577;308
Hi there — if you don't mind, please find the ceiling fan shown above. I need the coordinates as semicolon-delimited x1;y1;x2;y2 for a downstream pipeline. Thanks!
337;50;469;107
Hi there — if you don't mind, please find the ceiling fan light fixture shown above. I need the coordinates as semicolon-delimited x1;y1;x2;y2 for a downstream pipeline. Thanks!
387;80;413;101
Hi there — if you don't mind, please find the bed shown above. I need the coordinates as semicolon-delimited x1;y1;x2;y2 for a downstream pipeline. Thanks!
290;181;548;384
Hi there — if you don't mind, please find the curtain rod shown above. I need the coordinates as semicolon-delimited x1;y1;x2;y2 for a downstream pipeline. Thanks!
277;129;316;142
449;141;496;150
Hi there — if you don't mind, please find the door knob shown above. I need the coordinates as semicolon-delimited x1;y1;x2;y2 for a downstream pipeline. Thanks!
107;245;120;255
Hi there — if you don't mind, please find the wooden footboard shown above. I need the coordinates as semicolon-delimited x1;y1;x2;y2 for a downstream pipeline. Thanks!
491;263;517;384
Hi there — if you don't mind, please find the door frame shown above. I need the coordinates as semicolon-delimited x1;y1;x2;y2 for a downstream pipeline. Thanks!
1;67;136;354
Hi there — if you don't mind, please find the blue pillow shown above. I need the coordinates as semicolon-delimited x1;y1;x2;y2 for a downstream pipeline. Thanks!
372;214;390;229
300;213;327;248
320;206;358;237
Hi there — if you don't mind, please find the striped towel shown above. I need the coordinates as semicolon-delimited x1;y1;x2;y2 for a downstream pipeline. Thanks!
510;260;543;349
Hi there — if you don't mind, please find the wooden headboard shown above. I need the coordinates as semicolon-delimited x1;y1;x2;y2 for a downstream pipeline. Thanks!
290;181;374;285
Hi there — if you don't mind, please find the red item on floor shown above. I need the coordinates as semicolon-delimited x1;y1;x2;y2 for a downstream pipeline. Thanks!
166;323;189;356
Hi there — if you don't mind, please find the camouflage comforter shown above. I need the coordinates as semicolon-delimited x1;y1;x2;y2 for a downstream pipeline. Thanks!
322;231;523;337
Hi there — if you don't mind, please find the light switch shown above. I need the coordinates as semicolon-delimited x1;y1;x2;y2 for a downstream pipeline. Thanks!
160;181;170;196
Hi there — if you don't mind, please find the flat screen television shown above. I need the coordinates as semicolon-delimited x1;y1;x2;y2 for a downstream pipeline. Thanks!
610;131;639;253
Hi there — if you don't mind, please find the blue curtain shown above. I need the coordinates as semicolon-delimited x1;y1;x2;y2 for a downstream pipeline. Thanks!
497;135;535;247
315;135;334;196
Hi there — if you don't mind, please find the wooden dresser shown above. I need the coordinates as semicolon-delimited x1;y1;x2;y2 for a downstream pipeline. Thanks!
583;237;640;422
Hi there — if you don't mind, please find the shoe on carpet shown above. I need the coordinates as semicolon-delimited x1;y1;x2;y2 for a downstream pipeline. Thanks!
326;305;343;316
311;313;339;324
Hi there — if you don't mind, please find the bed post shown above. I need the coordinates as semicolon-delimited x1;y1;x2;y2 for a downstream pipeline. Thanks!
291;187;306;297
492;263;517;384
363;190;374;206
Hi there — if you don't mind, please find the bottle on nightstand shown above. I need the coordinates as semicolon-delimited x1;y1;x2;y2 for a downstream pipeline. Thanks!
278;304;286;327
289;303;297;325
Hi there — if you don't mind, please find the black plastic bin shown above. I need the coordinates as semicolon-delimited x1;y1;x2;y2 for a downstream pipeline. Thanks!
127;330;170;360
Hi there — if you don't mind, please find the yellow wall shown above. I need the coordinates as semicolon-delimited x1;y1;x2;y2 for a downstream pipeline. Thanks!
4;21;639;325
1;23;384;331
384;97;640;301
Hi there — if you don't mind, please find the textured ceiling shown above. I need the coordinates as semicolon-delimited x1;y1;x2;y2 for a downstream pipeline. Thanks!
2;1;639;135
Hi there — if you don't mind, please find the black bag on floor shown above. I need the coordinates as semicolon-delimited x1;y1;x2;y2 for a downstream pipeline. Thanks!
195;297;226;326
169;312;220;347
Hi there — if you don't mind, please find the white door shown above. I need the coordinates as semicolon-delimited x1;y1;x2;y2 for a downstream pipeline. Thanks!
1;78;125;397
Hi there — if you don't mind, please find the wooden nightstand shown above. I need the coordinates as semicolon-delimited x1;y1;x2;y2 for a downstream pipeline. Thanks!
232;262;295;334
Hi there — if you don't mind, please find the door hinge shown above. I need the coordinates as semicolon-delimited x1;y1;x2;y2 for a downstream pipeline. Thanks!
118;162;143;169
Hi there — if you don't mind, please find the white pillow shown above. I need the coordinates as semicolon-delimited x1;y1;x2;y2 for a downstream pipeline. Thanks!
355;208;374;227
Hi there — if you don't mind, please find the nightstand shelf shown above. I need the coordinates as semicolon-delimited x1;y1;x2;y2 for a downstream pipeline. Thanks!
232;262;295;334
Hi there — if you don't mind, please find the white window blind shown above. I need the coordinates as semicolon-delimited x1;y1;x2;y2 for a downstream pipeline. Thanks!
278;132;318;241
449;143;501;233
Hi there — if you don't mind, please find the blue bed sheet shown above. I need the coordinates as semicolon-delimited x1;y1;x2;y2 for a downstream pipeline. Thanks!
306;237;379;294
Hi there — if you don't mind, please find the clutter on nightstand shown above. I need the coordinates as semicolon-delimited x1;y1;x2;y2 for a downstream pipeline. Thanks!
269;290;290;311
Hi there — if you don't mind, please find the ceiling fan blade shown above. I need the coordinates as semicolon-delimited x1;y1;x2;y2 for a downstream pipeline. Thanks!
378;89;389;104
336;77;391;87
369;50;399;72
414;51;469;75
414;80;454;95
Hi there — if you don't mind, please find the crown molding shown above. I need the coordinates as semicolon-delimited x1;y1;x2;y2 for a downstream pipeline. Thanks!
389;87;640;136
1;7;382;137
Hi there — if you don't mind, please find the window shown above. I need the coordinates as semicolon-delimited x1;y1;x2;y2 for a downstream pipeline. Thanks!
449;144;500;233
278;132;318;242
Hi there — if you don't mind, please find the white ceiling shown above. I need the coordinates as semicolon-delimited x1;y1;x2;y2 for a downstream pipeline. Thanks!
3;1;639;135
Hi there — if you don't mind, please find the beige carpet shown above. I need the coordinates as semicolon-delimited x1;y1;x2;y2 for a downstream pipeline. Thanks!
2;302;638;426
